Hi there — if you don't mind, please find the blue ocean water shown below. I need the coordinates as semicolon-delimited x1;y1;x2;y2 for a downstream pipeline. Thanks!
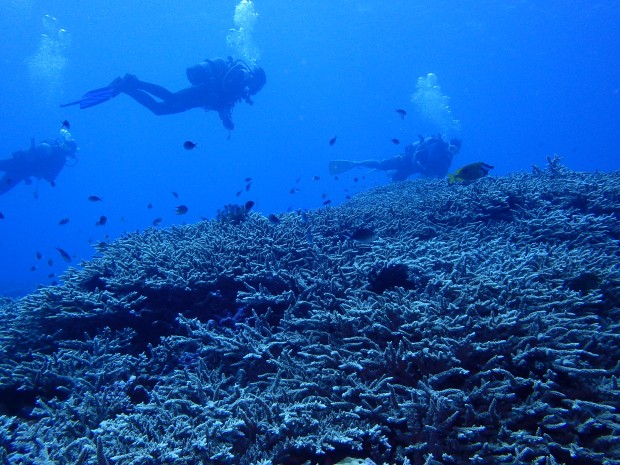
0;0;618;296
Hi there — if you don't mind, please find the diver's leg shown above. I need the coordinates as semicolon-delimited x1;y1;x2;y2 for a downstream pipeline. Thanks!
122;89;175;115
121;76;187;115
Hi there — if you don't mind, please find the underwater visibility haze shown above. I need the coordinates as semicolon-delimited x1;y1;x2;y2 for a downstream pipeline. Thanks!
0;1;619;464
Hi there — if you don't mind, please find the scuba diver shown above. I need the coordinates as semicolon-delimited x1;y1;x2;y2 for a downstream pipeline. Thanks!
0;128;78;196
61;57;266;132
329;134;461;181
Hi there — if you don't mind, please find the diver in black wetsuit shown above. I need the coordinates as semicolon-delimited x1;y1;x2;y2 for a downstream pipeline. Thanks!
329;135;461;181
61;57;266;132
0;129;78;196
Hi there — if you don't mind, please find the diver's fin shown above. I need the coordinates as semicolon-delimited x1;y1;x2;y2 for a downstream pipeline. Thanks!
60;85;121;109
329;160;361;175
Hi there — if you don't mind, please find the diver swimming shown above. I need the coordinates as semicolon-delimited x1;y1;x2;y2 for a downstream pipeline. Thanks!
329;134;461;181
0;128;78;196
61;56;266;132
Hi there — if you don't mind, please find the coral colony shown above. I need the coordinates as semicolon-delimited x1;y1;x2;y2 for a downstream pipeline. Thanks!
1;164;619;464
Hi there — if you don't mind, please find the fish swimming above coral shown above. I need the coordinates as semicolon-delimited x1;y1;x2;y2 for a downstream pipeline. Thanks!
448;162;494;184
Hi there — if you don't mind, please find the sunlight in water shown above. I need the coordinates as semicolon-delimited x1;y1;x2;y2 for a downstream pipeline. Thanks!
226;0;261;65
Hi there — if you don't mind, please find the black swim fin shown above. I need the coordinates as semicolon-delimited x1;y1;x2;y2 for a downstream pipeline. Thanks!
60;84;121;109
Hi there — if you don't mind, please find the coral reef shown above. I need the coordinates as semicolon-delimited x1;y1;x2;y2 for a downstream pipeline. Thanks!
1;168;619;464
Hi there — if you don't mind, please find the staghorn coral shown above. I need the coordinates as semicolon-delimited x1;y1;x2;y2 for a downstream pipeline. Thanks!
0;169;619;464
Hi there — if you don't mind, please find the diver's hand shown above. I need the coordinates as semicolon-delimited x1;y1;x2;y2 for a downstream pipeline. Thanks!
218;109;234;131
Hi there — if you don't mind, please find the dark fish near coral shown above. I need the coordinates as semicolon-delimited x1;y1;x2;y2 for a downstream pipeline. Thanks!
58;217;70;225
391;138;400;145
329;136;337;146
395;109;406;119
322;199;332;205
346;227;376;243
55;247;71;263
448;162;495;184
244;200;255;211
88;195;103;202
235;190;242;197
152;217;163;226
267;214;281;225
60;120;70;130
95;215;107;226
175;205;188;215
183;140;197;150
299;210;309;224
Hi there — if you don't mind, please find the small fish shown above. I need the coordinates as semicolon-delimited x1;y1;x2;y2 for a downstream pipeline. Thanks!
175;205;189;215
334;176;339;181
55;247;71;263
295;177;301;184
60;119;70;129
391;138;400;145
30;266;36;272
300;210;308;224
395;109;406;119
48;274;55;279
152;217;163;226
36;251;42;260
47;258;53;266
147;202;153;209
289;187;299;194
58;217;70;225
183;140;197;150
0;212;4;219
235;190;242;197
267;214;281;225
312;175;320;181
244;177;252;182
353;177;359;182
244;200;255;211
172;192;179;199
322;199;332;205
321;193;328;199
347;227;376;243
448;162;495;184
88;195;103;202
245;183;251;191
329;136;337;146
95;215;107;226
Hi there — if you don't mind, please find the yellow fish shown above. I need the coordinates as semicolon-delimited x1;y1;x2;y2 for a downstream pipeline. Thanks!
448;162;494;184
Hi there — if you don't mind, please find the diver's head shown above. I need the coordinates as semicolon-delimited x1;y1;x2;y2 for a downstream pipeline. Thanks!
247;66;266;96
448;138;462;154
